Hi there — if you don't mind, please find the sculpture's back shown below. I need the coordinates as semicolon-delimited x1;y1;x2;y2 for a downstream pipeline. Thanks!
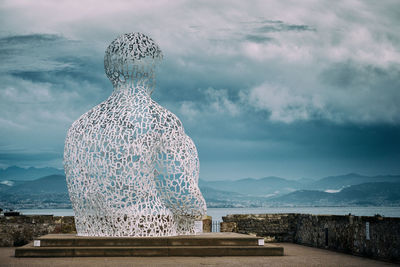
64;33;206;237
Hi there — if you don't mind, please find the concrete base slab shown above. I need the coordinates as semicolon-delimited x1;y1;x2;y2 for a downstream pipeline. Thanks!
15;233;284;257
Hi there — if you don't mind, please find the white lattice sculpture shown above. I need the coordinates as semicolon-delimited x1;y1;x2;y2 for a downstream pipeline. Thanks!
64;33;207;237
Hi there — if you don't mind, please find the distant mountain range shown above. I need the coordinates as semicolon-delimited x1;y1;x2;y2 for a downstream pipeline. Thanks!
199;174;400;207
0;174;70;209
0;166;64;181
199;176;302;197
270;182;400;206
0;166;399;209
309;173;400;190
4;175;67;194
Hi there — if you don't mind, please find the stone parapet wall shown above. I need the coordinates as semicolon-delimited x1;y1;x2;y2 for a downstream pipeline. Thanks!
222;213;400;263
295;214;399;262
0;215;76;246
222;214;297;242
0;215;211;247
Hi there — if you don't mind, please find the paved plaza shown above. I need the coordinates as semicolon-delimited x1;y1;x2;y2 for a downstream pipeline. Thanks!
0;243;395;267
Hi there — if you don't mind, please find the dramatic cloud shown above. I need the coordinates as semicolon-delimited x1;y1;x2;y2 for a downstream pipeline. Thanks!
0;0;399;179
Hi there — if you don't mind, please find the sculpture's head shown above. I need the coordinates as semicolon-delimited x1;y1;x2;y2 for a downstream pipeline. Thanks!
104;32;163;94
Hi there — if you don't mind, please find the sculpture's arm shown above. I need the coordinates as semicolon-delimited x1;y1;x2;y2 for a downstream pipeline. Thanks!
155;132;206;218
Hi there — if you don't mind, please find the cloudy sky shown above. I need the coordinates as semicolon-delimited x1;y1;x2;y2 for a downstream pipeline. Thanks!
0;0;399;180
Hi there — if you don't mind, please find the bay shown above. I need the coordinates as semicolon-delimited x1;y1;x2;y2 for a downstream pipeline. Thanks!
19;206;400;221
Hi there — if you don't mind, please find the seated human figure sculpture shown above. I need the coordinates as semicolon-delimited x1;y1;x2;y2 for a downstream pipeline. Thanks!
64;33;207;237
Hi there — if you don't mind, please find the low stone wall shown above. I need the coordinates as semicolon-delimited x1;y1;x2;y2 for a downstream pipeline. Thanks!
222;214;297;242
222;213;400;263
0;215;211;247
295;214;400;262
0;215;76;246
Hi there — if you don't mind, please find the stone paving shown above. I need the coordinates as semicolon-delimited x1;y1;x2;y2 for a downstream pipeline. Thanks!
0;243;395;267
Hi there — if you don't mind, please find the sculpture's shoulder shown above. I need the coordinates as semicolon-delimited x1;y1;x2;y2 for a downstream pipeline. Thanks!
149;100;184;133
149;100;197;153
67;103;102;133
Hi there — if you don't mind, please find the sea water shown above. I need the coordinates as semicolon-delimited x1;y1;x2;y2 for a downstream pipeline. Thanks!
19;206;400;221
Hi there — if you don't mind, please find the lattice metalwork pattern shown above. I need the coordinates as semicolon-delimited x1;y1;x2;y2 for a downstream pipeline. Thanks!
64;33;206;237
